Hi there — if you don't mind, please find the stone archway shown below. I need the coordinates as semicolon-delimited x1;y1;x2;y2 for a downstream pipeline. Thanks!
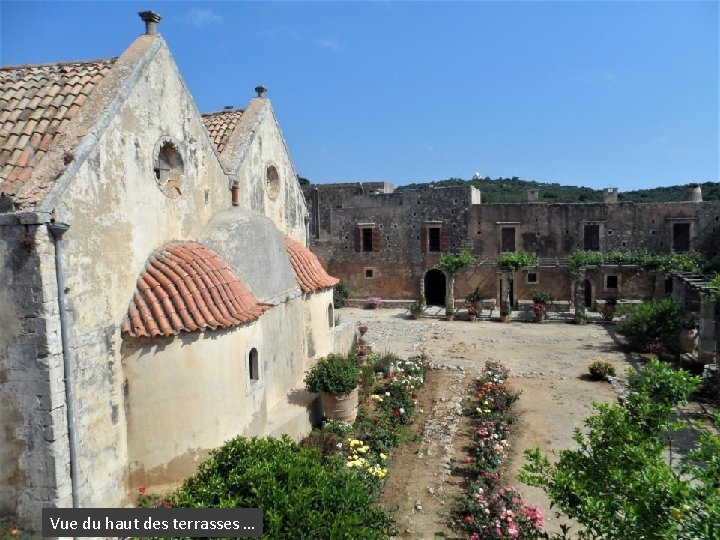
424;269;446;306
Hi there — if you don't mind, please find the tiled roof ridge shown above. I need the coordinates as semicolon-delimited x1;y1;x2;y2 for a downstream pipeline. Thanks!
122;241;271;338
0;57;119;71
283;236;339;293
201;108;246;154
201;108;246;117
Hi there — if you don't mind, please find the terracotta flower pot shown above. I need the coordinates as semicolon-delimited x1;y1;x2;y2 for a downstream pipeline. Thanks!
321;387;359;423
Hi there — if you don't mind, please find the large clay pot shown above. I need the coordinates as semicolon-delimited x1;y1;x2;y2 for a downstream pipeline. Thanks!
601;304;616;321
321;387;359;422
678;328;699;354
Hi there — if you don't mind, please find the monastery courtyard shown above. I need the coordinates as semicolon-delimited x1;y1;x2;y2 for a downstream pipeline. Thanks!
338;307;638;538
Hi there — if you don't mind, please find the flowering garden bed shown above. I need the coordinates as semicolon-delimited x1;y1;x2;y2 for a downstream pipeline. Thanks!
135;353;430;539
455;361;544;539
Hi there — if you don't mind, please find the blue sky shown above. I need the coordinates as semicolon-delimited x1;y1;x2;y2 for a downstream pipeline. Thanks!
2;1;718;190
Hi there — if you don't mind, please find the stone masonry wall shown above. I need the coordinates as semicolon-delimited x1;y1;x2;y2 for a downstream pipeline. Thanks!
305;183;720;303
0;217;72;530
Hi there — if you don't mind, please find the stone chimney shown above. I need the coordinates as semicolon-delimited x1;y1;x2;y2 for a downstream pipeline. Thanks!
688;183;703;202
527;189;539;202
603;187;618;203
139;11;162;35
255;85;267;98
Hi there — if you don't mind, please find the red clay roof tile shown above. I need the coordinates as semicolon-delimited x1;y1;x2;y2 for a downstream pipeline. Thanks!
0;58;116;197
201;109;245;154
123;242;271;338
283;236;339;293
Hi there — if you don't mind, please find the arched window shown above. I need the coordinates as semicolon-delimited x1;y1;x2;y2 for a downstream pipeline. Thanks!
248;348;259;381
266;165;280;199
327;303;334;327
153;139;184;199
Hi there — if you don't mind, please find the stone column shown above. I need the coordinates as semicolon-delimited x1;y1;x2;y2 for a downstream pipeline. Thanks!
699;295;717;365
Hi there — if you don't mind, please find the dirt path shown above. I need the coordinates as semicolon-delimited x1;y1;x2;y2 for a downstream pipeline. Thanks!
340;308;626;538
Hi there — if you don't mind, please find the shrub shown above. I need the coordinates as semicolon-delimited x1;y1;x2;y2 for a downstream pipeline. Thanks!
494;252;537;272
304;354;361;395
588;360;616;380
531;291;554;305
333;282;350;308
165;436;393;539
618;299;684;352
520;359;706;540
436;250;477;274
372;353;401;378
409;301;424;318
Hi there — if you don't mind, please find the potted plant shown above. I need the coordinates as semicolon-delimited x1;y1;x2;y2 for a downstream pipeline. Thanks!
366;296;382;309
445;305;455;321
409;301;424;320
304;354;361;422
574;310;588;325
678;313;699;354
530;302;546;323
531;291;554;322
601;297;618;321
465;288;482;321
499;301;511;323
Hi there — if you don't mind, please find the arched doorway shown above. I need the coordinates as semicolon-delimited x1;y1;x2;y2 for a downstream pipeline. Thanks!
583;279;592;310
424;269;446;306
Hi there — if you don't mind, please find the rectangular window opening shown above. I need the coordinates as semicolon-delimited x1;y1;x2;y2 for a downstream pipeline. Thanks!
362;227;374;252
428;227;441;252
501;227;516;253
527;272;538;284
606;275;618;290
672;223;690;252
584;224;600;251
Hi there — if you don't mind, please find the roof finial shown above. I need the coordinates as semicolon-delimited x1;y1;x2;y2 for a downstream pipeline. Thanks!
255;85;267;98
139;11;162;35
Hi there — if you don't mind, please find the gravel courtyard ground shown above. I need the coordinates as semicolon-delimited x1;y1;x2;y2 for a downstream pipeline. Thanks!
337;307;629;538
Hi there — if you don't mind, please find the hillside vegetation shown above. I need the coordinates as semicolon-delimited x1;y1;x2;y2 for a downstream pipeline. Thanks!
396;177;720;203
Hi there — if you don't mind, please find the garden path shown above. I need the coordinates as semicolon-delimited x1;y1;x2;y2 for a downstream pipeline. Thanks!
339;307;625;538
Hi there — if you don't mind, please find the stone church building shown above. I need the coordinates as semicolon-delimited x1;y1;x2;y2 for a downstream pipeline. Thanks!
0;12;350;531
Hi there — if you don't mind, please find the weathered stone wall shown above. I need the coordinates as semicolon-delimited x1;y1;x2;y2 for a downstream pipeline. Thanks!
305;183;720;302
306;184;478;299
0;218;73;528
469;201;720;257
224;100;308;243
302;289;336;362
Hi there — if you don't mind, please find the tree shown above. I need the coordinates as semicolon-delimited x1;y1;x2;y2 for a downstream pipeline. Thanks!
435;251;477;314
519;358;718;539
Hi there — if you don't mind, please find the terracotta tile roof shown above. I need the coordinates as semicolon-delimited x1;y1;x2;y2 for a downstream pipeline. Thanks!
0;58;117;197
202;109;245;153
122;242;271;338
284;236;339;293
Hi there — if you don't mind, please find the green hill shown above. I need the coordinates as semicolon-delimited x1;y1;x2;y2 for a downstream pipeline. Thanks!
396;177;720;203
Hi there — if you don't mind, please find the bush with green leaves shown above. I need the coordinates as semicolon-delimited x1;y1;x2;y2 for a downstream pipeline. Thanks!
520;358;717;540
588;360;616;380
304;353;361;395
618;298;684;352
159;435;393;540
333;282;351;308
494;252;537;272
568;250;708;274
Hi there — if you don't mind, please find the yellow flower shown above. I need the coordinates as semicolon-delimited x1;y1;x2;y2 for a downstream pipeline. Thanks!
379;452;387;460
